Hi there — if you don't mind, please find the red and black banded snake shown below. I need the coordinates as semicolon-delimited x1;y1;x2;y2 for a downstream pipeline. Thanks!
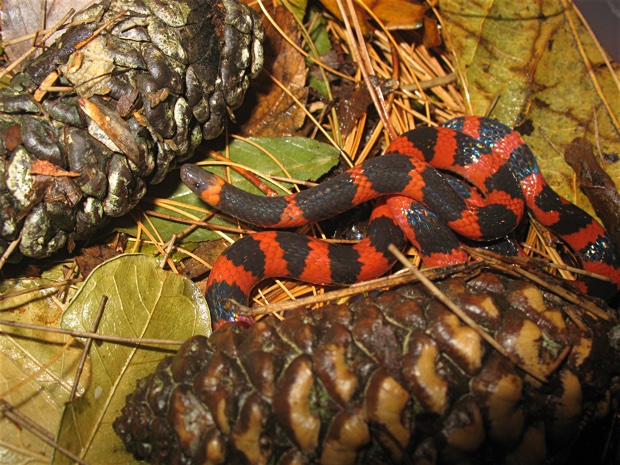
181;117;620;326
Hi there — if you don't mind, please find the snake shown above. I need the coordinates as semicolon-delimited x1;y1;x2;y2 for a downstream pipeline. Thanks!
180;117;620;326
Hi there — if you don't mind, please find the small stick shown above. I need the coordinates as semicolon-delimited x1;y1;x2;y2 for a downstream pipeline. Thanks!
401;73;457;91
468;246;613;283
0;278;83;302
245;262;473;316
465;248;610;321
2;17;96;46
209;151;279;196
159;234;177;268
141;209;254;235
0;231;23;270
267;175;318;187
69;295;108;401
0;400;89;465
0;319;185;346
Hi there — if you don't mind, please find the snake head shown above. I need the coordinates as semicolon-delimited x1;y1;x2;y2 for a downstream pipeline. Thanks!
180;164;226;207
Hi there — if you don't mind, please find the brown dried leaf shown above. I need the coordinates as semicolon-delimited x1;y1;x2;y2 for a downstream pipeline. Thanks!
30;159;80;177
3;124;22;151
238;4;308;137
564;137;620;254
423;16;442;48
178;239;229;282
335;82;373;137
75;239;126;279
78;98;142;161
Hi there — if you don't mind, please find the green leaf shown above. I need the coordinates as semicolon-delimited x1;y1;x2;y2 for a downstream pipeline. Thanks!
208;136;341;189
120;136;341;243
308;7;332;57
306;7;333;98
53;254;210;464
308;74;330;99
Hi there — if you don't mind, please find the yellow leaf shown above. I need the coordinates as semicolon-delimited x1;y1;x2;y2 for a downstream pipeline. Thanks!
439;0;620;215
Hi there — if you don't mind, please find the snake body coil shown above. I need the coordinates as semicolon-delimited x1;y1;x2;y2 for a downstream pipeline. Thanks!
181;117;620;325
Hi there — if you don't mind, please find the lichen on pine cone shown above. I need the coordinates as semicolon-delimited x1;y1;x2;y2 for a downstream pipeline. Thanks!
114;266;620;465
0;0;264;258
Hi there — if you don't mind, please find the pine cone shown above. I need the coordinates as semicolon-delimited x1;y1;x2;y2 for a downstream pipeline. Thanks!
114;265;620;464
0;0;264;258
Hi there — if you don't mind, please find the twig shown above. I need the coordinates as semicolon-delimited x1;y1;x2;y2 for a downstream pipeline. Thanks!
470;246;613;283
0;319;185;346
267;175;318;187
0;400;89;465
401;73;457;91
468;249;611;321
159;235;177;269
245;262;472;316
0;278;83;302
195;160;294;193
73;9;129;50
69;296;108;401
209;151;279;196
130;211;177;273
0;231;23;270
426;3;473;116
0;439;49;462
560;0;620;131
0;338;75;401
2;17;96;46
256;0;355;82
170;213;215;241
141;208;254;235
336;0;395;139
264;70;354;167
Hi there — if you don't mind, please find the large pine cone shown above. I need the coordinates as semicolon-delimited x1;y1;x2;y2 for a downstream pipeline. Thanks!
114;265;620;464
0;0;263;258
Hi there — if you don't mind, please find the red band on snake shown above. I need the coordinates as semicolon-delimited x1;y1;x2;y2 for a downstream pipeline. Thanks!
180;117;620;326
